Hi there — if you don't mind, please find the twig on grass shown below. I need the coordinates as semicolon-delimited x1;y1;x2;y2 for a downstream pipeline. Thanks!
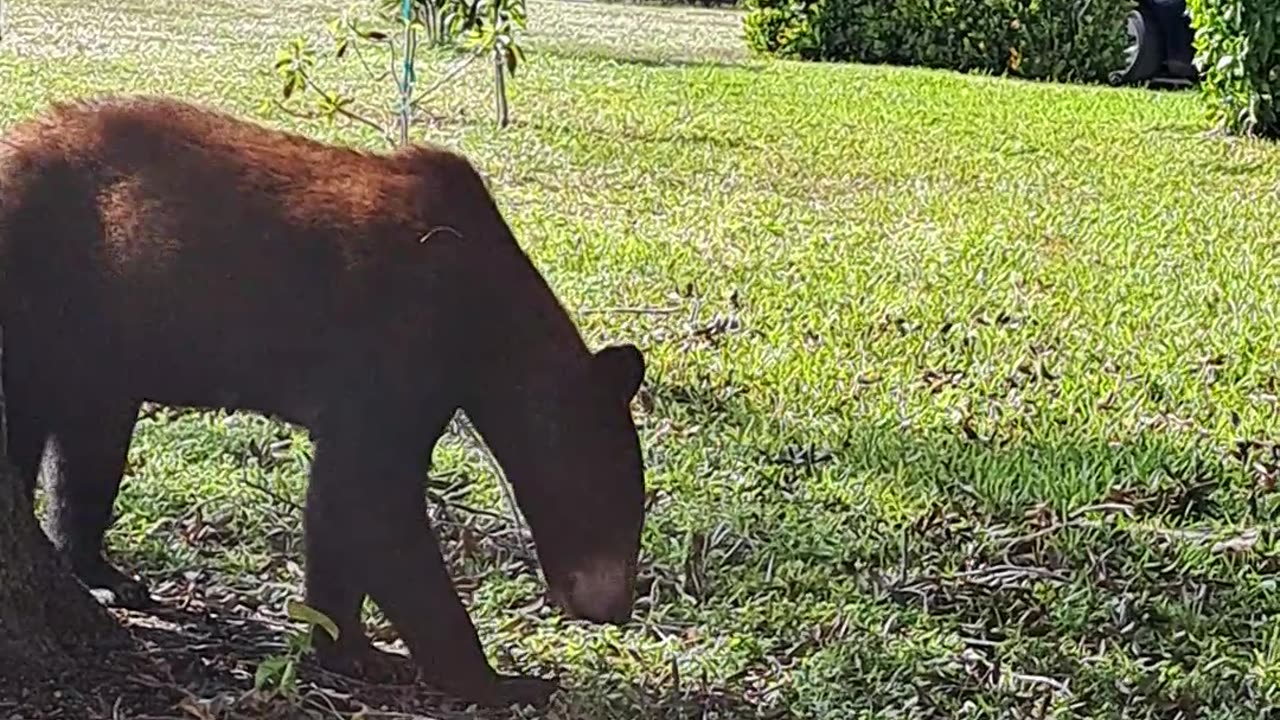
425;490;510;524
238;473;303;514
951;563;1067;583
1008;671;1071;696
996;502;1136;557
299;689;349;720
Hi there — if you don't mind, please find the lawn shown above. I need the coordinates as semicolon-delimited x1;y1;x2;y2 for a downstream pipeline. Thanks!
4;0;1280;718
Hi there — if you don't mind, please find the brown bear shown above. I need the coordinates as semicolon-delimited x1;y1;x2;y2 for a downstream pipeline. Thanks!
0;95;648;708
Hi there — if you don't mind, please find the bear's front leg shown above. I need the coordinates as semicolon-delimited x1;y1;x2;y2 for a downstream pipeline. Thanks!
303;418;557;708
303;486;413;685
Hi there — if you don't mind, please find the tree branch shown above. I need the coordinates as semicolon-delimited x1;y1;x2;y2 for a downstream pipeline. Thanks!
299;74;395;146
346;20;393;86
409;49;485;111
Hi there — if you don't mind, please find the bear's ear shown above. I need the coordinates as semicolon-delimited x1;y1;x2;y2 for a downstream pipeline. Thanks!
594;344;646;401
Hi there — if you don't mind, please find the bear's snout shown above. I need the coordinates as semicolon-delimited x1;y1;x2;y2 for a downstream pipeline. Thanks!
550;557;635;625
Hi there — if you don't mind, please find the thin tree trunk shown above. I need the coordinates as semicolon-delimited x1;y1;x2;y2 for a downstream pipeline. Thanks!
493;47;508;129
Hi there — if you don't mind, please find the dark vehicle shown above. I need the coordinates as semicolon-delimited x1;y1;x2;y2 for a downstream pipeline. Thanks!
1110;0;1198;87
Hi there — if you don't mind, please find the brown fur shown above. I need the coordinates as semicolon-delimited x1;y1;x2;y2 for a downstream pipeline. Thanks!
0;95;648;707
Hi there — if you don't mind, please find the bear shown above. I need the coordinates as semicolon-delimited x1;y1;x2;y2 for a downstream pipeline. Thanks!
0;95;648;708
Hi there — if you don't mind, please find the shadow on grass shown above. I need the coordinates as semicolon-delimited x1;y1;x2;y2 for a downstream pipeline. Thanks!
0;579;783;720
534;45;763;73
595;54;765;72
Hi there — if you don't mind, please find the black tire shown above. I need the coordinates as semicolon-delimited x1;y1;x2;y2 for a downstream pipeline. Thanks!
1109;7;1164;86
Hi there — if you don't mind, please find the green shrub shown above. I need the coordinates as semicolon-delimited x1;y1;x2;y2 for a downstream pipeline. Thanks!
743;0;1134;84
1186;0;1280;137
596;0;741;6
743;0;821;57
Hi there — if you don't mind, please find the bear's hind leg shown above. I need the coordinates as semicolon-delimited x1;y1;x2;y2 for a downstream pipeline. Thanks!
5;388;50;507
3;343;55;504
41;396;149;608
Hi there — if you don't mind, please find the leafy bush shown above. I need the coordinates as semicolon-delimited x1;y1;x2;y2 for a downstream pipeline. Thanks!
743;0;1134;84
1186;0;1280;137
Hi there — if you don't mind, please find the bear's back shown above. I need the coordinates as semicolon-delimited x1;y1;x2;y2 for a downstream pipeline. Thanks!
0;95;513;294
0;96;572;422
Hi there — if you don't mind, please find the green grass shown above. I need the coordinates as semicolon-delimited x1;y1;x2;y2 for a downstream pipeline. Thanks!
5;0;1280;717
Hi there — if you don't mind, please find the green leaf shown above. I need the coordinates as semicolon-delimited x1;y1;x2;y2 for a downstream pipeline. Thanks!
286;598;340;641
280;660;298;692
254;656;288;690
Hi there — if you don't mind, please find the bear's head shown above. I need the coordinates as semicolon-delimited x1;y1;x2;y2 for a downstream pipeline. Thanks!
468;343;648;625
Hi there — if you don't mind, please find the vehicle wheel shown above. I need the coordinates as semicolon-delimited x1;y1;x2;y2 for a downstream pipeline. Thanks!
1109;7;1164;86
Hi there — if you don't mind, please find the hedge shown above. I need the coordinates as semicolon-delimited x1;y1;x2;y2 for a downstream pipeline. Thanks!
1186;0;1280;137
743;0;1134;84
595;0;740;6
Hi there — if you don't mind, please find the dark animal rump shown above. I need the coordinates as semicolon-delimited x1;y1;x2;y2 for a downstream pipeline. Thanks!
0;96;519;421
